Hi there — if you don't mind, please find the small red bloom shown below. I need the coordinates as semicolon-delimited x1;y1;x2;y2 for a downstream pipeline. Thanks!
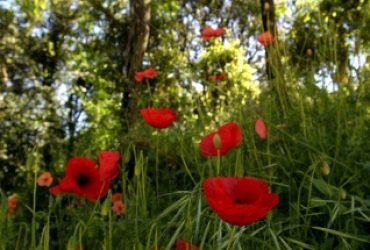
208;73;226;82
140;107;177;129
199;122;242;157
112;200;126;215
201;26;225;41
7;194;17;218
112;192;122;203
135;72;145;82
143;68;157;78
213;27;225;37
203;177;279;226
7;195;17;210
135;68;158;83
50;152;120;201
255;118;267;140
176;240;200;250
257;31;273;46
37;172;53;187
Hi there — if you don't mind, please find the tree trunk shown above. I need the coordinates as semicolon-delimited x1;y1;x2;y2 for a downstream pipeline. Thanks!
121;0;151;131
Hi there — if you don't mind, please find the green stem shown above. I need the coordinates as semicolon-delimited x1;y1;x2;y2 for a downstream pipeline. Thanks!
155;134;159;207
31;167;37;250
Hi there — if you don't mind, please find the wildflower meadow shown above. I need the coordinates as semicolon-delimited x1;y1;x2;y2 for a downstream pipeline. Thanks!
1;0;370;249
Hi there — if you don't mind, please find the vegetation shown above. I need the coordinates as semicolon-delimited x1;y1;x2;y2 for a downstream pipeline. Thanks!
1;0;370;249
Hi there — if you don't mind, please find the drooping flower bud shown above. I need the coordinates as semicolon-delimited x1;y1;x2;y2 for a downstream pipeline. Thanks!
320;161;330;176
264;2;271;12
306;48;313;57
339;188;347;200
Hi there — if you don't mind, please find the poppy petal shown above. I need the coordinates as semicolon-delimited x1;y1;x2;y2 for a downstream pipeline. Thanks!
140;107;177;129
255;118;267;140
200;122;242;157
135;72;145;82
143;68;157;78
99;151;120;182
50;157;108;201
201;26;214;40
176;240;200;250
214;27;225;36
257;31;273;46
203;177;279;226
202;26;225;41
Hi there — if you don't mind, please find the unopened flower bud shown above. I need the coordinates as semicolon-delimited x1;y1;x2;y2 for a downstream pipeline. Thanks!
339;188;347;200
306;48;313;57
264;2;271;12
320;161;330;176
213;134;222;150
101;197;111;217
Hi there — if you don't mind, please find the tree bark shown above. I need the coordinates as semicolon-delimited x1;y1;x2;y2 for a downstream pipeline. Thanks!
121;0;151;131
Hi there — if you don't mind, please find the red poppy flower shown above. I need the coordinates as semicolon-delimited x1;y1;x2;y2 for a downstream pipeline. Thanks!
176;240;200;250
99;151;120;182
7;194;17;218
37;171;53;187
140;107;177;129
112;200;126;215
135;68;158;82
257;31;273;46
112;192;122;203
135;72;146;82
7;195;17;210
255;118;267;140
203;177;279;226
208;73;226;82
143;68;157;78
201;26;225;41
50;152;120;201
199;122;242;157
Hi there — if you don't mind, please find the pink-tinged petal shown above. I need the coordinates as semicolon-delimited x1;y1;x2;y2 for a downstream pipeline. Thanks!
257;31;273;46
99;151;121;182
255;118;268;140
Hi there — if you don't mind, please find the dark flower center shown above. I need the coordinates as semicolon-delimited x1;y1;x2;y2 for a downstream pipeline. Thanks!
76;175;90;186
233;180;261;204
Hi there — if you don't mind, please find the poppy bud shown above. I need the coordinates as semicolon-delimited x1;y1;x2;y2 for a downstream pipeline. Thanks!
101;196;111;217
320;161;330;176
213;134;222;150
67;236;80;250
134;163;142;177
123;149;130;164
264;2;271;11
306;48;313;57
339;188;347;200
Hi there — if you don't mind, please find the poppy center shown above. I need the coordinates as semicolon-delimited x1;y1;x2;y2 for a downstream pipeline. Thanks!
233;179;261;204
76;175;90;186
